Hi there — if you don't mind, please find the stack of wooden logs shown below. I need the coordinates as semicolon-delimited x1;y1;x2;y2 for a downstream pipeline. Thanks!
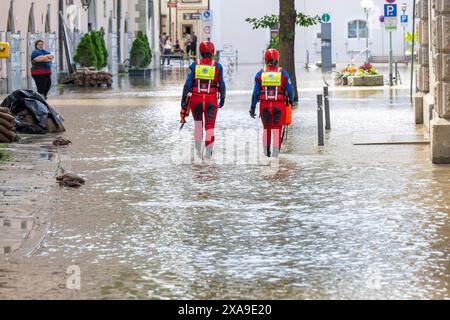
73;68;113;87
0;107;16;143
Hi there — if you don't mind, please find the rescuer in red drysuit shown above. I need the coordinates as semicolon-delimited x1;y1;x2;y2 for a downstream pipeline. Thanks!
180;41;226;159
249;48;294;157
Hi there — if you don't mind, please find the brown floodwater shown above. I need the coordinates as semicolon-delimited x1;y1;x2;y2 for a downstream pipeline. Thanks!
0;65;449;299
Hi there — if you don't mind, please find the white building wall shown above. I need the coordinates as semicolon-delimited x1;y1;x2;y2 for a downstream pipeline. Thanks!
211;0;415;64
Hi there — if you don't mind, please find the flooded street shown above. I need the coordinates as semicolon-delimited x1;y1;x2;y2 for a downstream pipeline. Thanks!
0;65;449;299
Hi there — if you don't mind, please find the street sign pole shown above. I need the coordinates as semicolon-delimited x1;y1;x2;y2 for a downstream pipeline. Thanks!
384;2;397;86
389;30;393;86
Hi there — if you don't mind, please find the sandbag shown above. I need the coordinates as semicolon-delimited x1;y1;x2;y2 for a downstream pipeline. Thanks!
0;112;15;122
0;125;16;141
0;132;11;143
0;117;14;130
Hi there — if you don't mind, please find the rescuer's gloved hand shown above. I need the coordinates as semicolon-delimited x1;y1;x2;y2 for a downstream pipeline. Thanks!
180;108;187;123
249;109;256;119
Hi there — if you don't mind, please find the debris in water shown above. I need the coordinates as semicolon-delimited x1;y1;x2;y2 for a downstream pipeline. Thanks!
56;173;85;188
53;137;72;146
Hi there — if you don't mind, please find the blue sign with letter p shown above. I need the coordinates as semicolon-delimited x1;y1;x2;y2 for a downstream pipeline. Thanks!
384;4;397;17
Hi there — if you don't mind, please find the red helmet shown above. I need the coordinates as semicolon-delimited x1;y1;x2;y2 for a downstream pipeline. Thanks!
265;49;280;64
199;41;215;55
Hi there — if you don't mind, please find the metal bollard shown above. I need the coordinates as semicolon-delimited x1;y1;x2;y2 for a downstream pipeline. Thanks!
395;61;398;85
324;86;331;130
306;50;310;69
317;94;324;146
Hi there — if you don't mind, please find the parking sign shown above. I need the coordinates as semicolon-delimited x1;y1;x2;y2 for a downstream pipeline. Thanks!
401;15;408;23
384;4;397;17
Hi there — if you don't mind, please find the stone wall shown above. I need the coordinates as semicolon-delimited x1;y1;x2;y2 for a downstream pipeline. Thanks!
415;0;430;126
417;0;450;163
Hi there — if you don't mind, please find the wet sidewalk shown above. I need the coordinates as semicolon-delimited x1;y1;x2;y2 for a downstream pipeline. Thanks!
0;65;449;299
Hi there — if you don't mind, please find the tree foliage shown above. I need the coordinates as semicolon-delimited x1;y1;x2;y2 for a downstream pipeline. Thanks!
267;36;280;50
245;13;320;30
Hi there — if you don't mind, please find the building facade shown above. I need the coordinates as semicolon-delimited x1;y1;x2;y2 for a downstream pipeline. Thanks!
0;0;160;93
415;0;450;164
159;0;209;53
210;0;415;64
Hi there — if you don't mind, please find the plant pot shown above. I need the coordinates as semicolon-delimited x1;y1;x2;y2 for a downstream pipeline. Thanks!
129;68;152;77
348;75;384;86
334;78;343;86
342;77;348;85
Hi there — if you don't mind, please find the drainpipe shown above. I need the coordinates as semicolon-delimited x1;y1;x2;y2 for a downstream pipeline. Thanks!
59;0;64;71
117;0;121;63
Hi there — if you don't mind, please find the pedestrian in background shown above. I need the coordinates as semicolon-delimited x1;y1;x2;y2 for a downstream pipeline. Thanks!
184;32;192;57
162;36;174;66
191;32;198;57
31;40;54;100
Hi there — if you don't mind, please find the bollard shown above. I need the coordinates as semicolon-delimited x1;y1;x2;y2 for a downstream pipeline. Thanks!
317;94;324;146
395;61;398;85
306;50;310;69
323;86;331;130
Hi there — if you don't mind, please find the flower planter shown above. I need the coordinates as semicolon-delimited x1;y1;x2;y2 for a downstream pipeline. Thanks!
129;68;152;77
334;78;343;86
348;75;384;86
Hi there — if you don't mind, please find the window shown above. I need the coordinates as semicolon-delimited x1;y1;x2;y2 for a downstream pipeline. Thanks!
347;20;368;39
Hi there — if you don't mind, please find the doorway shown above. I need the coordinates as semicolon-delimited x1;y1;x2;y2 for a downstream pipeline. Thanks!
182;24;193;36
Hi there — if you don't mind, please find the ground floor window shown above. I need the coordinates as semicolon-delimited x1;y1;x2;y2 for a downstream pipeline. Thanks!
348;20;368;39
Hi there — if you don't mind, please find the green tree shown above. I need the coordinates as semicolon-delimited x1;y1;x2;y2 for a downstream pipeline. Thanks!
246;1;320;102
99;28;108;68
130;31;152;68
90;31;104;69
142;33;152;65
73;33;97;68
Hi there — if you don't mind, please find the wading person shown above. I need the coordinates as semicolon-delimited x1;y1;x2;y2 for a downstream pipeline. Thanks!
180;41;226;159
31;40;54;100
249;48;294;158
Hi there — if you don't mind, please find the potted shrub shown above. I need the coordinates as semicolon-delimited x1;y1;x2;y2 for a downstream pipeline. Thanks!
129;31;152;76
90;29;108;70
74;31;109;71
73;34;98;69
